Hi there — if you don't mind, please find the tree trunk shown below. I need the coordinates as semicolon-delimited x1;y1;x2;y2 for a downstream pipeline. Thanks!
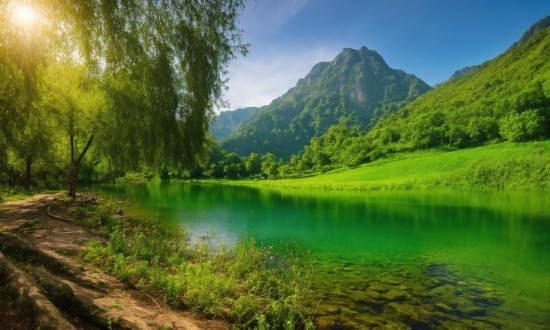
67;134;94;198
8;166;14;186
25;155;32;189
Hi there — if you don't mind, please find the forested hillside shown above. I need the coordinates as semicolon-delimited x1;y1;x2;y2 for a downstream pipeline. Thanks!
282;23;550;172
210;107;258;141
222;46;432;159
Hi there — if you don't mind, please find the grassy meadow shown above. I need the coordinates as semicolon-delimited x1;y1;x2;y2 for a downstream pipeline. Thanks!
211;141;550;190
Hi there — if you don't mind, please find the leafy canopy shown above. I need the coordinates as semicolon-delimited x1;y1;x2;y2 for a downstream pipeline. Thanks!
0;0;248;186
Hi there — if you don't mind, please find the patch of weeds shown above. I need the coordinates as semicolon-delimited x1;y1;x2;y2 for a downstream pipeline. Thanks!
88;308;99;317
80;224;316;329
15;291;34;317
54;249;70;256
75;238;85;244
70;204;122;237
107;303;122;310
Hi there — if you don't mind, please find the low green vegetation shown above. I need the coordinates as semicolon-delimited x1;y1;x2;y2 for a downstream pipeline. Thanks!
214;141;550;190
0;185;34;202
78;207;314;330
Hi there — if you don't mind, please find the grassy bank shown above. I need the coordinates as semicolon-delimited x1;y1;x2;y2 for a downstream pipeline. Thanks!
76;203;314;330
211;141;550;190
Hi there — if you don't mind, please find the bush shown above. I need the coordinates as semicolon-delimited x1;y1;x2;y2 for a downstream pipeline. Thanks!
499;110;546;142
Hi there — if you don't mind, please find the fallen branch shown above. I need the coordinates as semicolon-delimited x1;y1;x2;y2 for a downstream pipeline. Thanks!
46;204;74;223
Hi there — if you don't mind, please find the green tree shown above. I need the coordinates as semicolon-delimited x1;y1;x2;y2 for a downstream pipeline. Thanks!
244;152;262;176
1;0;248;195
499;110;546;142
261;153;281;179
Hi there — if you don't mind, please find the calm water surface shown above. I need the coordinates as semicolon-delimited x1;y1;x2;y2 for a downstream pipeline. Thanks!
89;183;550;329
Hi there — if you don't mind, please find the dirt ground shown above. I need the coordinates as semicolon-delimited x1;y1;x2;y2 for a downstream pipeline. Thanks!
0;193;229;330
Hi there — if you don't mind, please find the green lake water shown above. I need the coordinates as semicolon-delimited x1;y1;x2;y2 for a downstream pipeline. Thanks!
89;183;550;329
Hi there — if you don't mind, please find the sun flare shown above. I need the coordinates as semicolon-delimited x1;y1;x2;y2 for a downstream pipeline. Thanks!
14;5;36;24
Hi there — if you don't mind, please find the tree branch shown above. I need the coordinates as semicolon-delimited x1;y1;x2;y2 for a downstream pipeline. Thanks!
76;135;94;165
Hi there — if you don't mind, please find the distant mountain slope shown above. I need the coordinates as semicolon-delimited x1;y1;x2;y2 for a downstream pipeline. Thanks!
448;65;481;80
222;46;432;159
210;107;258;141
513;15;550;47
297;23;550;168
448;16;550;81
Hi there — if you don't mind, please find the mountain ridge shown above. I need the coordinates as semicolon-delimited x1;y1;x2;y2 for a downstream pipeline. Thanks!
222;46;432;159
210;107;258;141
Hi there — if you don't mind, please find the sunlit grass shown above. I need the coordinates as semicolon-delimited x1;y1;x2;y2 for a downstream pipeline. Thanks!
217;141;550;190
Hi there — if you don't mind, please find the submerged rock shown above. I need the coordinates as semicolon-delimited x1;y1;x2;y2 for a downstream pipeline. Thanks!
458;305;486;317
383;290;408;302
471;295;503;307
318;304;341;315
434;302;454;313
368;283;392;293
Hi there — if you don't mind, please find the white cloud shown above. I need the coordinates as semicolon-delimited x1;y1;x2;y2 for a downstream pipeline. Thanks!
222;46;338;111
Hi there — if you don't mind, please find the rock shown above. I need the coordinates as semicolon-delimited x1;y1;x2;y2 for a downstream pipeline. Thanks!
380;277;400;286
354;315;380;327
471;295;503;307
369;283;391;293
384;290;407;302
365;290;383;300
340;306;358;317
314;316;338;329
396;284;409;291
458;305;486;317
319;303;341;315
434;302;454;313
330;288;347;297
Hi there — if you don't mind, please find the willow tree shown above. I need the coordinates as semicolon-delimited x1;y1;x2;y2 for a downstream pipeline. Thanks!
1;0;248;196
0;1;50;177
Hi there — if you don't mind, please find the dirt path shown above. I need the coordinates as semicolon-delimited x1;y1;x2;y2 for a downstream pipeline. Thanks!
0;193;229;330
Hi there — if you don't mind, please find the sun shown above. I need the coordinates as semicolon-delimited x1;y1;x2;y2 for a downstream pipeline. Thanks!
14;5;36;24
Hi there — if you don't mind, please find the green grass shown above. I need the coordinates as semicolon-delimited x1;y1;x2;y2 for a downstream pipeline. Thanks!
79;212;314;330
215;141;550;190
0;185;33;202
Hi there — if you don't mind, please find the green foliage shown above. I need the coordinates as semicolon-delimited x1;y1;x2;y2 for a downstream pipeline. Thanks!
222;47;432;159
211;107;258;141
0;0;248;193
80;223;314;329
261;153;283;179
279;26;550;175
244;153;262;177
499;110;546;142
69;204;123;235
222;141;550;191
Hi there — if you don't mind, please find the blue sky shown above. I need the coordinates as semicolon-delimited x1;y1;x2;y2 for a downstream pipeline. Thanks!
223;0;549;111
